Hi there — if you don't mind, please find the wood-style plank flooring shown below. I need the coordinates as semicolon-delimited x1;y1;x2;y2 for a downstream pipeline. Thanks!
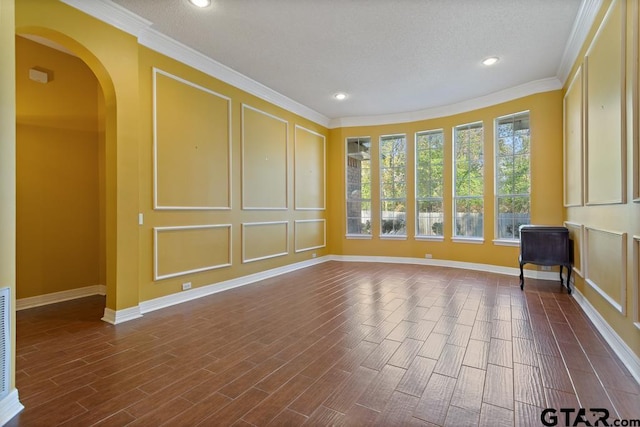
8;261;640;426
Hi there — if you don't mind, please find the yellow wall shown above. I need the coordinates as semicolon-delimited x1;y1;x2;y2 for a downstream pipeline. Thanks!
564;0;640;359
15;36;102;299
136;46;328;302
328;92;564;268
0;0;18;396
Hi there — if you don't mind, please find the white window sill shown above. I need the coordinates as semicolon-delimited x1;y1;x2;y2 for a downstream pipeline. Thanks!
379;235;407;240
346;234;372;240
492;239;520;247
452;237;484;244
415;236;445;242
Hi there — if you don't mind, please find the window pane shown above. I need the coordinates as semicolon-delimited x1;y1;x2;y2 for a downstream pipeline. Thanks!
381;200;406;235
454;197;483;237
495;112;530;240
497;196;530;239
416;130;444;237
380;135;407;236
454;122;484;238
346;137;371;235
417;200;444;236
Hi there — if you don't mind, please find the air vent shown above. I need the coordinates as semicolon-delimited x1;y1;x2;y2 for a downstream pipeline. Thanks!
0;288;10;398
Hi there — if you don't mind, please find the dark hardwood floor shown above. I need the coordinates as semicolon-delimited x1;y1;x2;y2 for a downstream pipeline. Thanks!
8;261;640;426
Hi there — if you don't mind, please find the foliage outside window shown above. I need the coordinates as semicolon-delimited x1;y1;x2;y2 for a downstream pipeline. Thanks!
346;137;372;235
495;111;530;239
453;122;484;238
380;134;407;236
415;130;444;237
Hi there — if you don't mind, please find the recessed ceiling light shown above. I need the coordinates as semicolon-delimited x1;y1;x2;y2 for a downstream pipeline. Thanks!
482;56;499;66
189;0;211;7
334;92;347;100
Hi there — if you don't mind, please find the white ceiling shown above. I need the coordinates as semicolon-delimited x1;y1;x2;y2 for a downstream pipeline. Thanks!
66;0;597;126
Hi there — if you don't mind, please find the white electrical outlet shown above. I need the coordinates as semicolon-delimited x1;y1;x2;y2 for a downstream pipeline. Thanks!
311;252;317;258
425;254;433;259
541;266;552;271
182;282;192;291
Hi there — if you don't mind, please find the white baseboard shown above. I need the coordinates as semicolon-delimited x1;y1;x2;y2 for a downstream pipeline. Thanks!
16;285;106;311
139;255;328;315
572;288;640;385
329;254;559;281
101;306;142;325
0;389;23;425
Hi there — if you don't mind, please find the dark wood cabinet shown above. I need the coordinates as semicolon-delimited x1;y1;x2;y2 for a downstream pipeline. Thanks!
518;225;573;293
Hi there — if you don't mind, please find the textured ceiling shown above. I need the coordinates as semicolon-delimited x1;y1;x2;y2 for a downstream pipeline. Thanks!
111;0;583;121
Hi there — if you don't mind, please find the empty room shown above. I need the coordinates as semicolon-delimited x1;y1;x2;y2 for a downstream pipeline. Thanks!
0;0;639;425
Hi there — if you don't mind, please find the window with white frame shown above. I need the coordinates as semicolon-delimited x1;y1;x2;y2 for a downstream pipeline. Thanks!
346;137;372;236
380;134;407;236
416;130;444;238
453;122;484;238
495;111;530;240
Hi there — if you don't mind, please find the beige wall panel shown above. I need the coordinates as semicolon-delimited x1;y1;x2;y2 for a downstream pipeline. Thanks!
585;227;627;313
154;225;231;280
563;68;583;207
585;0;626;205
295;125;326;210
242;105;288;209
154;69;231;209
564;222;583;277
295;219;326;252
242;221;288;263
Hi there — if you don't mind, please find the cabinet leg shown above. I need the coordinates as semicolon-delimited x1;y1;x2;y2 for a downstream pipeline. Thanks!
519;263;524;290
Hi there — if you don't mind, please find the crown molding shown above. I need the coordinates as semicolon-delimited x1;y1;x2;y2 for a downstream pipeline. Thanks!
329;77;562;129
556;0;604;84
138;27;330;127
60;0;330;128
59;0;152;36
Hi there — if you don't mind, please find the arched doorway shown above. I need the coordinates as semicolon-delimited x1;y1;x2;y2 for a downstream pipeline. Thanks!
15;33;107;316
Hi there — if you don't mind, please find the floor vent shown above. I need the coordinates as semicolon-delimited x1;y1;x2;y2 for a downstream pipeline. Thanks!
0;288;10;399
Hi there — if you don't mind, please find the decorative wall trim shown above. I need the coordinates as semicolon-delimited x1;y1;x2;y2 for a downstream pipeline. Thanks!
16;285;106;311
241;104;288;210
101;306;142;325
564;221;584;278
563;67;584;207
572;287;640;385
153;224;232;281
241;221;289;264
634;236;640;329
294;125;326;211
584;227;627;314
294;219;327;253
152;67;232;210
584;0;627;206
139;256;329;315
634;0;640;202
0;390;23;426
557;0;605;84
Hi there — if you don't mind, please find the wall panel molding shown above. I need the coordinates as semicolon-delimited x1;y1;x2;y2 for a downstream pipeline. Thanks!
584;226;627;314
241;104;288;210
294;219;326;253
563;67;584;207
564;221;584;278
242;221;289;263
294;125;326;210
153;68;232;210
584;0;627;206
154;224;232;280
633;236;640;329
